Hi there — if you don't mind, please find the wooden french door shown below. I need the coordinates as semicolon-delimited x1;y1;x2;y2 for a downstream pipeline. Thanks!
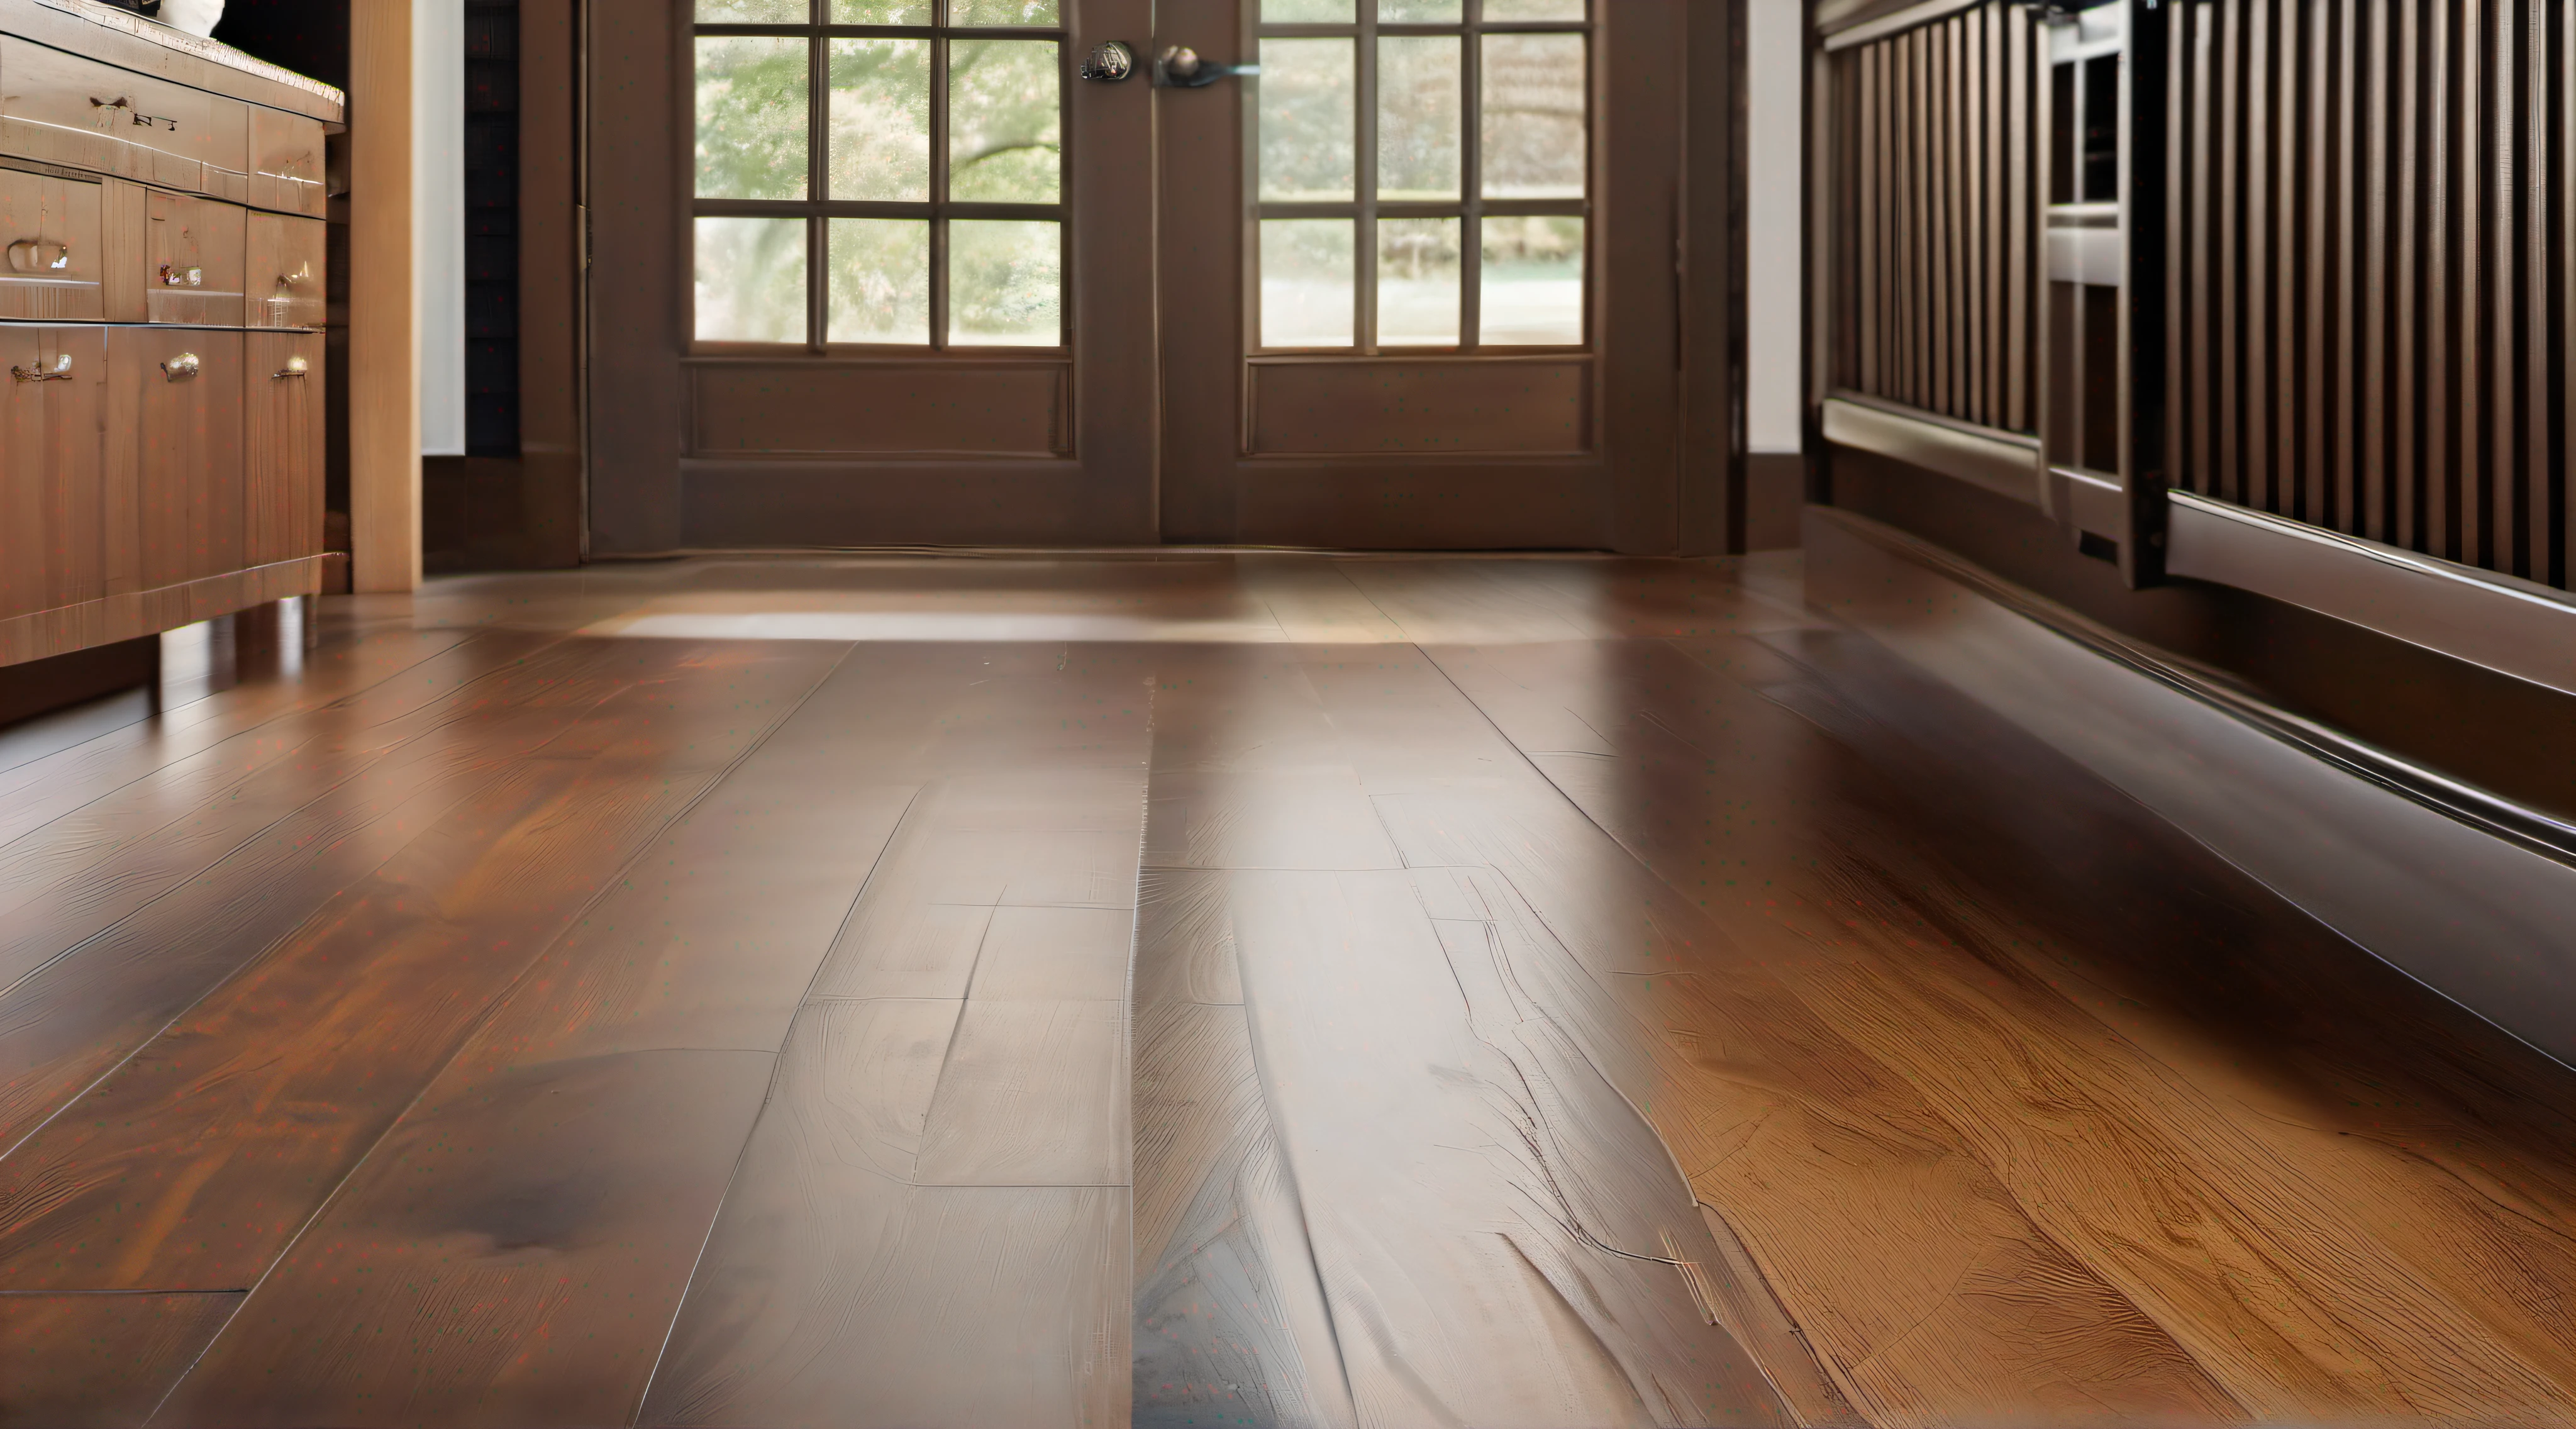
1155;0;1707;549
586;0;1719;553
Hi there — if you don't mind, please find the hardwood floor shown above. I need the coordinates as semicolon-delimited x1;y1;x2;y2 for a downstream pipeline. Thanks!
0;553;2569;1427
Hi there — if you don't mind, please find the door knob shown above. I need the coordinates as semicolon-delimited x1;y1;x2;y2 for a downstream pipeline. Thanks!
1154;46;1251;87
1079;40;1135;82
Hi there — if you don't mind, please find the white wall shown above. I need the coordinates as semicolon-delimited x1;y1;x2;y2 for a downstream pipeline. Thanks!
1745;0;1805;455
416;0;465;457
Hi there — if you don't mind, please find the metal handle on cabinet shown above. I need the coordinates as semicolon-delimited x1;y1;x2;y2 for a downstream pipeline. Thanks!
89;95;131;111
161;352;199;381
160;264;203;287
272;355;309;379
9;353;73;383
5;240;70;273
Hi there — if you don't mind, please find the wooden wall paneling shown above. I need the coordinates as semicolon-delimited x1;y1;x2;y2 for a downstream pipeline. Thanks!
516;0;582;569
2359;0;2387;540
2518;0;2551;585
2007;4;2029;430
2563;0;2575;591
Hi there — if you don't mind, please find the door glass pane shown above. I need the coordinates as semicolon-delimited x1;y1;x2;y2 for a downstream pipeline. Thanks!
1480;214;1582;344
950;0;1059;23
828;218;930;343
829;38;930;200
1263;0;1355;19
696;216;808;343
832;0;934;19
699;0;808;20
1377;37;1460;200
697;37;811;200
1481;33;1585;198
1261;220;1355;347
1482;0;1584;17
1259;40;1356;202
950;219;1061;345
1377;217;1460;346
950;40;1062;203
1378;0;1462;18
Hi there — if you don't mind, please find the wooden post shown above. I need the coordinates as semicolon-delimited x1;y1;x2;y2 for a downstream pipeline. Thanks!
350;0;421;593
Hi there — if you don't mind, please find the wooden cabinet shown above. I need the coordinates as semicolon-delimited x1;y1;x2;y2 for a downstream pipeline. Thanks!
0;325;104;621
0;169;102;320
145;187;245;327
248;106;325;218
0;35;248;194
244;330;321;567
122;329;243;588
0;0;340;669
245;211;323;329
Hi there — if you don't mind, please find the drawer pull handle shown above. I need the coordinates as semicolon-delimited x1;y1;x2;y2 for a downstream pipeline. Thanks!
273;355;309;379
160;264;204;287
10;354;74;383
161;353;199;381
89;96;132;111
5;240;70;273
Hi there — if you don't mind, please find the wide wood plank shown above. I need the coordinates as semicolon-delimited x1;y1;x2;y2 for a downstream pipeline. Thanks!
0;1292;240;1429
0;637;694;1158
147;648;925;1425
1421;629;2576;1423
0;640;842;1295
641;643;1154;1428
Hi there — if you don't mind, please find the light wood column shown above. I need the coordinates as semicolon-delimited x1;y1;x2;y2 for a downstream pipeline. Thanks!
350;0;421;593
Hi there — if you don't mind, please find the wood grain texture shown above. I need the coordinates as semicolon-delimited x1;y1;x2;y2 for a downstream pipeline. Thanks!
638;643;1156;1428
0;1291;240;1429
0;641;837;1297
0;555;2567;1425
348;0;419;592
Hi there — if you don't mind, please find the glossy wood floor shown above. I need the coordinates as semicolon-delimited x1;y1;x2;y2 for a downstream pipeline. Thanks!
1;554;2570;1428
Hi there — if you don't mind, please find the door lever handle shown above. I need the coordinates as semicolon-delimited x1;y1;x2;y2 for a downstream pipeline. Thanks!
1153;46;1252;87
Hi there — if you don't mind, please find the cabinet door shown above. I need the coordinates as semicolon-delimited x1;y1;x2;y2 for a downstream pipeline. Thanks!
121;328;245;588
145;190;246;327
243;330;323;567
249;106;327;217
245;211;325;329
0;171;104;321
0;36;250;196
0;326;107;621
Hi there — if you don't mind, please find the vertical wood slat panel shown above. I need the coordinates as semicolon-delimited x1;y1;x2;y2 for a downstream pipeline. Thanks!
1824;1;2042;436
2159;0;2568;589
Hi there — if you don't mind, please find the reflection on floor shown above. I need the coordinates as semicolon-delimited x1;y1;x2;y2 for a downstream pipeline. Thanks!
0;553;2570;1428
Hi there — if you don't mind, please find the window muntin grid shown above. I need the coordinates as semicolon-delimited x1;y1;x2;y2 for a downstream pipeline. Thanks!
691;0;1066;349
1254;0;1589;353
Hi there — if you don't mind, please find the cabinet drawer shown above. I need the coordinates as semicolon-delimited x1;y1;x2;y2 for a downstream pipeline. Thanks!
245;210;322;328
248;106;325;216
116;326;244;589
145;189;244;326
0;325;108;620
0;37;250;195
244;330;322;566
0;169;103;320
